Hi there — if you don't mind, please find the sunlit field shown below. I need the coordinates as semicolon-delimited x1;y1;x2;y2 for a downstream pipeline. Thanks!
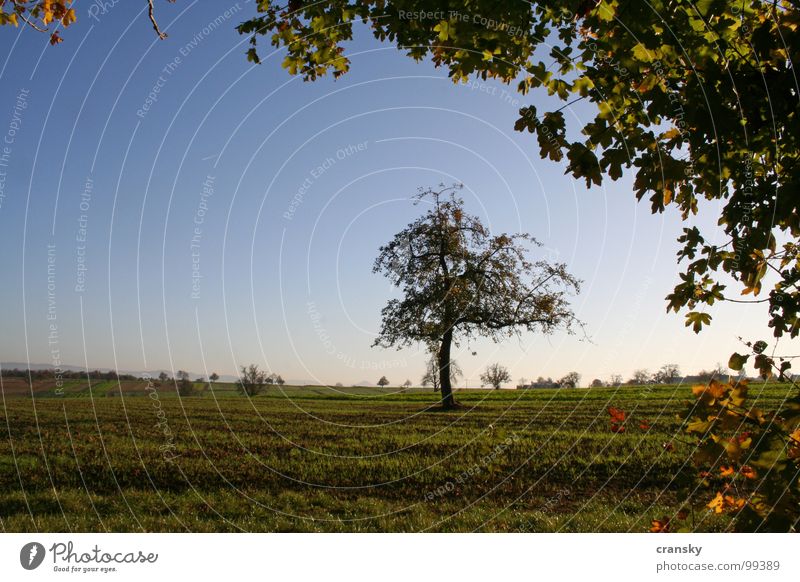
1;381;793;532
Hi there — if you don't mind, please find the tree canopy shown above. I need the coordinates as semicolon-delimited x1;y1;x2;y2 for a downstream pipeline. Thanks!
5;0;797;350
236;0;799;344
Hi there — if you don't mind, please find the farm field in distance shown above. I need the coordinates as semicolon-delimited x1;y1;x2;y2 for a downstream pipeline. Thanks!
1;381;794;533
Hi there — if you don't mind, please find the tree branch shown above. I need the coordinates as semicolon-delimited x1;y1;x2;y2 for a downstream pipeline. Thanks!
148;0;168;39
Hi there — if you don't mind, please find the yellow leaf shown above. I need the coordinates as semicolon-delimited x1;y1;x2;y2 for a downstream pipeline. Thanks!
62;8;76;26
707;491;726;513
433;21;450;41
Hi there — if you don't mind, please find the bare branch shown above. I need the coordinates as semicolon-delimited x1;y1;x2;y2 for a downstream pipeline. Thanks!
148;0;168;40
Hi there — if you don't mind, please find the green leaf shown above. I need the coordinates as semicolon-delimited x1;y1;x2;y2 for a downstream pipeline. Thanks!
246;48;260;64
728;352;749;371
685;311;711;333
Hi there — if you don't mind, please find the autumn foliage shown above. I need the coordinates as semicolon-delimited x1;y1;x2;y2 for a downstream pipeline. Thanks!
610;366;800;532
0;1;76;45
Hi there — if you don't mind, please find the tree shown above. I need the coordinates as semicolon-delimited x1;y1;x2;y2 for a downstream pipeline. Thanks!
158;371;169;383
235;1;799;349
275;375;285;386
377;376;390;387
373;186;580;408
238;364;267;397
630;369;651;385
480;363;511;390
420;353;462;392
559;371;581;388
590;378;604;388
610;374;623;387
654;364;681;385
177;377;194;396
209;372;219;383
174;370;193;396
402;379;412;389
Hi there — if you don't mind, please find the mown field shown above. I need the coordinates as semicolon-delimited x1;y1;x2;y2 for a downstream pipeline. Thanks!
0;381;794;532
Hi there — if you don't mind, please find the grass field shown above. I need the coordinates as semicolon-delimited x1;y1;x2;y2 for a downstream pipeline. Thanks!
0;381;794;532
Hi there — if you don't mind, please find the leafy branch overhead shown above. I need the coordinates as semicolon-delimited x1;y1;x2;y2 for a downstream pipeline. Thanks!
6;1;797;340
233;0;799;340
0;0;175;43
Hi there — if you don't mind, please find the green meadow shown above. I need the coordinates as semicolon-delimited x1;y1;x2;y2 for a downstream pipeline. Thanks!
0;381;794;532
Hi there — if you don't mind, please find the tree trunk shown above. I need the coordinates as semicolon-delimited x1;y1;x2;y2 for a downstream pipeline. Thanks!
438;329;455;408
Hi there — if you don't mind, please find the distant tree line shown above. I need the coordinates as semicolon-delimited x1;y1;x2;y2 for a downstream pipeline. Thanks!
516;372;582;389
1;368;140;381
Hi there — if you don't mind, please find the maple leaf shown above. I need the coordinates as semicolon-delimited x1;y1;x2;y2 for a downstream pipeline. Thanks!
707;491;746;513
692;380;729;403
707;492;726;514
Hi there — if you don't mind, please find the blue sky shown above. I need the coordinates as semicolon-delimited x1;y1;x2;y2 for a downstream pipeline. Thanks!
0;0;781;386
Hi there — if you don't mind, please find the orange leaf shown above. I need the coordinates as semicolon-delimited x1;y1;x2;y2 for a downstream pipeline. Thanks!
692;380;730;403
707;491;726;513
608;406;626;423
650;517;671;532
739;465;757;479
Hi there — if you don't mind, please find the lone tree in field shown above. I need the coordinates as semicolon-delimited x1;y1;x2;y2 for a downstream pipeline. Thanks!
481;363;511;390
209;372;219;383
377;376;390;388
373;185;581;409
421;353;462;393
238;364;267;397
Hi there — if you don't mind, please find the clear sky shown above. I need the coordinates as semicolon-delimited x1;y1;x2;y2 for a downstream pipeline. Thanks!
0;1;785;386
